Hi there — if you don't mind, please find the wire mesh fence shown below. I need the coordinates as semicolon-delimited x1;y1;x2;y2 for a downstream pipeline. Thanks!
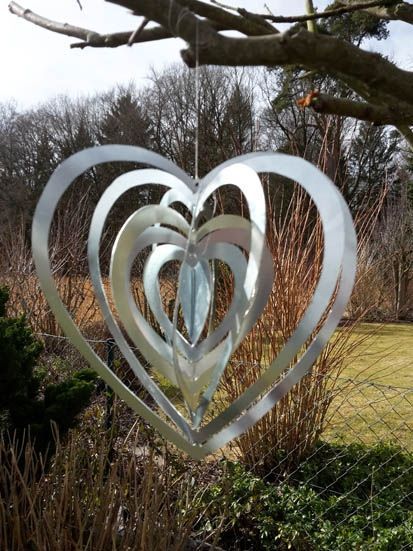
27;330;413;550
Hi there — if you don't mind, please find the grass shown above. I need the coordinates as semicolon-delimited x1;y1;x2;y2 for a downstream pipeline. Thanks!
0;424;213;550
340;322;413;386
145;322;413;453
326;322;413;450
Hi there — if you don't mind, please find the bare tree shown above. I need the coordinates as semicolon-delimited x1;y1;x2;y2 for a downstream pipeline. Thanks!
8;0;413;149
142;65;258;176
379;177;413;319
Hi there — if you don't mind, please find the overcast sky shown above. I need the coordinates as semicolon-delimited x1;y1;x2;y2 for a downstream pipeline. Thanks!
1;1;411;108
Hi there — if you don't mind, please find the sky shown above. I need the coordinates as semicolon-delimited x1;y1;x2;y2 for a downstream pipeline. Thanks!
0;0;412;108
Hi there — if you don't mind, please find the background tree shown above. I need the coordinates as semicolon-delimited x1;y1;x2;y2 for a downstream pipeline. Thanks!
0;64;410;323
378;173;413;319
142;65;257;174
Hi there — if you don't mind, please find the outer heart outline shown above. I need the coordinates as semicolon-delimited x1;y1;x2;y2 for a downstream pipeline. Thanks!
32;146;356;459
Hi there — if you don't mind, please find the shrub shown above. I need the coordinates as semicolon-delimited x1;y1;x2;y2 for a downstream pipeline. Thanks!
201;442;413;550
218;188;374;473
0;286;97;449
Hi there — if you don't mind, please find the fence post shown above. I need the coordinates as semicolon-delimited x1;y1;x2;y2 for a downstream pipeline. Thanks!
105;338;116;431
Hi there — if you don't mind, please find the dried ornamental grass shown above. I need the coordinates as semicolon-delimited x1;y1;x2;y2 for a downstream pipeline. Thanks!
215;186;378;473
0;428;213;551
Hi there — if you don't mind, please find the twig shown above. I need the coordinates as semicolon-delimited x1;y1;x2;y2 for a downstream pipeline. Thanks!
264;3;275;17
128;17;149;46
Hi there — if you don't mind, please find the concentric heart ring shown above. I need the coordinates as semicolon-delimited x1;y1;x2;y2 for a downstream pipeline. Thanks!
32;146;356;459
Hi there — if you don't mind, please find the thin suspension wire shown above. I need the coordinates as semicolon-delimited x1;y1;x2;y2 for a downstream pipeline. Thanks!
194;19;200;181
170;17;203;426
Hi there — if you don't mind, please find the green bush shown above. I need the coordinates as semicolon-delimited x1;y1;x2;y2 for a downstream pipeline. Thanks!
0;286;97;449
202;442;413;550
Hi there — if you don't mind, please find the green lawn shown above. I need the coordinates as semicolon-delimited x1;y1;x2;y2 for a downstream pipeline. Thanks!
326;322;413;449
340;322;413;386
154;323;413;450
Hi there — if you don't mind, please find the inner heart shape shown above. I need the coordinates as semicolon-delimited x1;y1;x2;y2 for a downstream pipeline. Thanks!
107;165;274;421
32;146;356;459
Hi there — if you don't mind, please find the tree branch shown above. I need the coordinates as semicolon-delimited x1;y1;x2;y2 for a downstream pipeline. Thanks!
106;1;413;112
128;17;149;46
8;1;172;47
338;0;413;25
8;1;98;41
9;1;232;49
71;26;172;49
8;0;279;51
108;0;220;47
211;0;406;24
176;0;278;35
298;91;413;125
184;29;413;107
8;0;413;146
105;0;413;104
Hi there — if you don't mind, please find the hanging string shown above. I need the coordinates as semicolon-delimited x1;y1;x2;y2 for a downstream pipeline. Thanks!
165;7;218;426
166;0;200;182
194;19;200;182
170;16;204;425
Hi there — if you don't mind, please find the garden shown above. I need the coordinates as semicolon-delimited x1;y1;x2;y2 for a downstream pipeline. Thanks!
1;2;413;549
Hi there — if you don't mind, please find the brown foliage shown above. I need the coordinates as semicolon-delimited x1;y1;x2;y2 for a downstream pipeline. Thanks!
0;426;213;551
216;186;375;473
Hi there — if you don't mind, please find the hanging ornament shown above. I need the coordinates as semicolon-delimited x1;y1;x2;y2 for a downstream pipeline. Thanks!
32;146;356;459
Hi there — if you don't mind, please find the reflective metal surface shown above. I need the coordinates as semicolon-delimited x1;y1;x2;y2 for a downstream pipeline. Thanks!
32;146;356;459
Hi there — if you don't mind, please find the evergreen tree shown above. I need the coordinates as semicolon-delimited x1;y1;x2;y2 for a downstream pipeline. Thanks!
0;287;97;449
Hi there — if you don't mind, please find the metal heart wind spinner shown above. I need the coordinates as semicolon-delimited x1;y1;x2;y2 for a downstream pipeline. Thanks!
32;146;356;459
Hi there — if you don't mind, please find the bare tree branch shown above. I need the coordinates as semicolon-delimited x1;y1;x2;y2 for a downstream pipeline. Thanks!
339;0;413;25
108;0;220;58
210;0;278;33
211;0;409;25
9;1;233;49
8;1;98;41
7;0;413;148
128;17;149;46
9;0;278;51
175;0;278;35
298;91;413;125
105;0;413;107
